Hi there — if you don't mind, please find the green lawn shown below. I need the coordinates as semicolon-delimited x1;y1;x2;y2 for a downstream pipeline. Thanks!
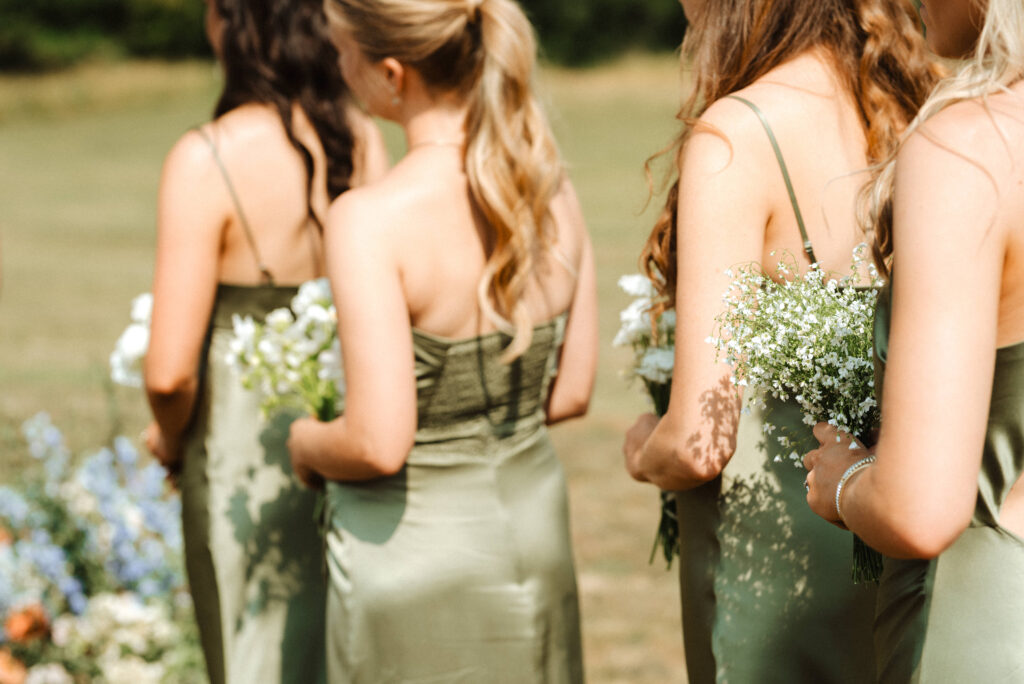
0;55;688;682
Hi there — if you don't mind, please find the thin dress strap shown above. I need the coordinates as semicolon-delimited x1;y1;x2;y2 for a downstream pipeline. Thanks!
725;95;818;265
192;126;275;285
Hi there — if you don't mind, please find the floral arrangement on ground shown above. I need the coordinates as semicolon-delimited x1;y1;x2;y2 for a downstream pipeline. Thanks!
0;414;204;684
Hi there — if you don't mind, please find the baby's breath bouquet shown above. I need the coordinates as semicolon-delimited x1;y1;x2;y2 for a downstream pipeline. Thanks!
613;273;679;567
709;244;883;581
226;278;343;422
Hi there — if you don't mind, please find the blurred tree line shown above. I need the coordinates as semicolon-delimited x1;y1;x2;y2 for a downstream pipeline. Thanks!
0;0;684;72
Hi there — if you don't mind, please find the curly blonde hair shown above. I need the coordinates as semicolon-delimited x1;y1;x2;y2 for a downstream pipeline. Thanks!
327;0;563;360
867;0;1024;274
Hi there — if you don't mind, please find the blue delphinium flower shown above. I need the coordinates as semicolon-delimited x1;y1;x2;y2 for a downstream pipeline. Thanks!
0;487;30;528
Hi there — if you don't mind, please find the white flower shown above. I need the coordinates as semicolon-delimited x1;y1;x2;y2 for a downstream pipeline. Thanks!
110;323;150;388
636;347;675;384
618;273;656;298
265;308;295;333
129;292;153;325
25;664;74;684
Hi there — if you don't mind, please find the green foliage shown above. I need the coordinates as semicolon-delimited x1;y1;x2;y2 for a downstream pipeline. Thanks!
0;0;208;71
0;0;681;71
520;0;686;66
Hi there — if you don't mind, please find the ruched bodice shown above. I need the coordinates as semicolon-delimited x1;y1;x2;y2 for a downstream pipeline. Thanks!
408;315;564;463
872;282;1024;683
323;313;583;683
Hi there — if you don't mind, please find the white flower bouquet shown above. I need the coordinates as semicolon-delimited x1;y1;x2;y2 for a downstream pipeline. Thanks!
226;278;343;421
109;293;153;388
708;244;884;581
709;245;881;455
613;273;679;567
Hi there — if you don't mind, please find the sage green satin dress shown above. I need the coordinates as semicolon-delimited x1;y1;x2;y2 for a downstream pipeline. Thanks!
180;284;327;684
872;284;1024;683
322;315;584;683
676;395;878;684
674;95;878;684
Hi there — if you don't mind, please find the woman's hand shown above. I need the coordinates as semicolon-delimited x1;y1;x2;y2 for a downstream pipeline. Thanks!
143;421;182;482
288;417;326;490
623;413;660;483
802;422;871;527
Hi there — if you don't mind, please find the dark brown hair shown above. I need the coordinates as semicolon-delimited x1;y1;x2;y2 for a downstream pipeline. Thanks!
212;0;357;228
642;0;944;306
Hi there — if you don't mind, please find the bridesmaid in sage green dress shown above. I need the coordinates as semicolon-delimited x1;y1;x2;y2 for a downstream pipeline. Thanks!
142;1;387;681
622;1;941;681
804;0;1024;680
288;0;598;681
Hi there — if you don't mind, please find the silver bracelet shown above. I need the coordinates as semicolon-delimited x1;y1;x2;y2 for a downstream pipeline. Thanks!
835;455;876;523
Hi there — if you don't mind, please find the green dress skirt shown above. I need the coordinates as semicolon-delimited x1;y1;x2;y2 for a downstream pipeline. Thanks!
675;395;878;683
323;315;584;683
872;284;1024;683
180;284;327;684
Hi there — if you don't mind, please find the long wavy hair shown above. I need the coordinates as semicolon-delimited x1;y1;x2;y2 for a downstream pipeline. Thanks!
212;0;356;228
642;0;943;309
326;0;564;360
867;0;1024;274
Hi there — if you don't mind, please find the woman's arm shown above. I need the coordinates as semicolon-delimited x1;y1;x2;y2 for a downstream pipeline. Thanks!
546;182;598;425
624;100;771;491
805;104;1006;558
288;187;418;484
144;131;226;468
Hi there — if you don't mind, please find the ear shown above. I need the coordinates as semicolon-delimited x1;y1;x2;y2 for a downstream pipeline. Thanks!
380;57;406;96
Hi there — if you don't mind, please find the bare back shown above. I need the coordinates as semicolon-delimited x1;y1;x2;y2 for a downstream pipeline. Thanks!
201;102;329;286
725;49;872;278
371;147;587;340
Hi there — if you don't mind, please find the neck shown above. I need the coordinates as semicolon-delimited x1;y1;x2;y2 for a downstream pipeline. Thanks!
401;100;469;152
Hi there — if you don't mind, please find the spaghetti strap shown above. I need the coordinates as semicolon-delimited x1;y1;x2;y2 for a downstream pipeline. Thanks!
549;245;579;280
192;126;275;285
725;95;818;265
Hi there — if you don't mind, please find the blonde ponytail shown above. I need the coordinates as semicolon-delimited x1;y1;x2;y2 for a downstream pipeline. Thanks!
328;0;564;361
466;0;562;360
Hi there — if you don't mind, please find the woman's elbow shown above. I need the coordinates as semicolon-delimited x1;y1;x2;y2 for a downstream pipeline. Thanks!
643;443;723;491
345;429;411;478
144;371;197;402
547;393;591;425
880;505;971;559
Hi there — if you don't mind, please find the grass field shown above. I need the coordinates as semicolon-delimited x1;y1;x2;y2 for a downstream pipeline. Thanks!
0;55;689;682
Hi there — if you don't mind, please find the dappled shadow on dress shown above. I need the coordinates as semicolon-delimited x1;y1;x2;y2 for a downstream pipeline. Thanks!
225;409;326;681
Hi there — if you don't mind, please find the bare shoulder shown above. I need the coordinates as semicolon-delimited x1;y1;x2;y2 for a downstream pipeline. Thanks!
903;97;1022;185
162;127;217;177
324;167;410;245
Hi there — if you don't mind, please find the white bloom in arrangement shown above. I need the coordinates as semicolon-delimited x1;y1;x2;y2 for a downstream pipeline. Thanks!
25;664;74;684
109;292;153;388
129;292;153;325
612;272;675;408
710;244;882;464
227;278;344;420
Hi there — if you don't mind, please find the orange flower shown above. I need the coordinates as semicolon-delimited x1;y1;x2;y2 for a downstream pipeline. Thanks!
0;648;26;684
3;604;48;643
0;528;11;546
